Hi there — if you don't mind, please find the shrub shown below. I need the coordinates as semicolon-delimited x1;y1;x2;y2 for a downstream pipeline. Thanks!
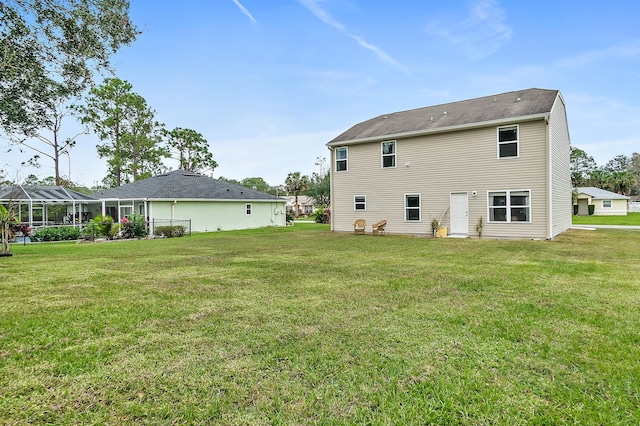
313;205;330;224
155;225;186;238
121;213;147;239
588;204;595;215
33;226;83;242
93;215;114;239
286;212;294;224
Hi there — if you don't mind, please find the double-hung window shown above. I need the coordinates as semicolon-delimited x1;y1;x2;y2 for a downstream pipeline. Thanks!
245;204;252;215
602;200;612;208
498;125;518;158
405;194;421;221
488;190;530;222
382;140;396;168
335;147;347;172
354;195;366;211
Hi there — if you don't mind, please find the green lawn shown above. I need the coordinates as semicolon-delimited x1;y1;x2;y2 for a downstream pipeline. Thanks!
572;211;640;226
1;224;639;424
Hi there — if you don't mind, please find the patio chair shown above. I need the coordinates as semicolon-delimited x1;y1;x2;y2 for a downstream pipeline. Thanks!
353;219;366;235
372;220;387;236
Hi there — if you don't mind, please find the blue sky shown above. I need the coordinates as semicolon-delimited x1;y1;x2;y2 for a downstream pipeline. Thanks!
4;0;640;186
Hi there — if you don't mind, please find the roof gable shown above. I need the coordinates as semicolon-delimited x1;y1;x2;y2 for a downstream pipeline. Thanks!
94;170;284;201
329;88;559;144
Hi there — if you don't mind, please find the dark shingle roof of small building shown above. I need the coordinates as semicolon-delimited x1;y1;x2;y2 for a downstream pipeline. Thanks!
0;184;98;203
329;88;560;144
94;169;284;201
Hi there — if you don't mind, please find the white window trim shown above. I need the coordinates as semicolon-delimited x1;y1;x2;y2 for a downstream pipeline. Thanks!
497;124;519;159
602;200;612;208
335;146;348;172
245;203;252;215
404;193;421;222
354;195;366;211
381;140;397;169
487;189;532;223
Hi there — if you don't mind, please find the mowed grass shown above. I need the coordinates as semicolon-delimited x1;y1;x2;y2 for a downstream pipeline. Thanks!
1;223;639;424
572;211;640;226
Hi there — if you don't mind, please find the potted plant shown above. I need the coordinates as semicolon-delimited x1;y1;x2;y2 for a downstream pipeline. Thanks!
430;218;440;237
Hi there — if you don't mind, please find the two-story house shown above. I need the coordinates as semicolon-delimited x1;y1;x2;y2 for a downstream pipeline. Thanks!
327;88;571;239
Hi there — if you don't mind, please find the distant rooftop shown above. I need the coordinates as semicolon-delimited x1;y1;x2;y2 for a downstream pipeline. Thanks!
94;169;284;201
575;187;630;200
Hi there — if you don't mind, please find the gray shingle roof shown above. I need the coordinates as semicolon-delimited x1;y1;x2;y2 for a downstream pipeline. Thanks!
329;88;560;144
0;184;98;203
93;169;284;201
575;187;630;200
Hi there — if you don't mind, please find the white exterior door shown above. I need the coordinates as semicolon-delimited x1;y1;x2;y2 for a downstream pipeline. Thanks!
450;192;468;235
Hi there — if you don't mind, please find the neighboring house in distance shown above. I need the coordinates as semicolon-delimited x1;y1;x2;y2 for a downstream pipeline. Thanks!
327;88;572;239
92;170;286;232
284;195;315;216
574;187;629;216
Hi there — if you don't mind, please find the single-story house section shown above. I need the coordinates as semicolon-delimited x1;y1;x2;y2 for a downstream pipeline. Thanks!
91;170;286;232
574;187;629;216
327;88;572;239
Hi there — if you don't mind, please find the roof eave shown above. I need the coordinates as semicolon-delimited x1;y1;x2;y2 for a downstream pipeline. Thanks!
327;112;550;147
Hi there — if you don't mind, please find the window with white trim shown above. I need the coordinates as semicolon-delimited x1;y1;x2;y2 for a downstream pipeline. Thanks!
405;194;421;221
354;195;366;211
335;147;347;172
246;204;252;215
602;200;612;208
488;190;530;222
382;140;396;168
498;125;518;158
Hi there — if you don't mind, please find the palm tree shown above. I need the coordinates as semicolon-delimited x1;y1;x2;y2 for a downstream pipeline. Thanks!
608;171;635;195
285;172;310;217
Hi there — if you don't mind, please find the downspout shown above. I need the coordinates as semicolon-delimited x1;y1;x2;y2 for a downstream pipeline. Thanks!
546;114;553;240
328;146;334;231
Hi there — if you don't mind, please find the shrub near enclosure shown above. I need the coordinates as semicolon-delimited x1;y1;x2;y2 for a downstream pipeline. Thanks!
33;226;83;242
154;225;186;238
121;213;148;239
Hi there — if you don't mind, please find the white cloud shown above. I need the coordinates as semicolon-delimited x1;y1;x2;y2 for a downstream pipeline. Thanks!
296;0;408;73
426;0;512;60
555;42;640;68
232;0;257;23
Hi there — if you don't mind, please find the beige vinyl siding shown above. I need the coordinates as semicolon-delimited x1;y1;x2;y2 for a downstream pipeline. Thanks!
549;94;572;237
593;198;628;215
331;120;550;238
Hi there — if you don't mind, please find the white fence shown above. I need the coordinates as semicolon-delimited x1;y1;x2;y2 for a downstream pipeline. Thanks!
629;202;640;213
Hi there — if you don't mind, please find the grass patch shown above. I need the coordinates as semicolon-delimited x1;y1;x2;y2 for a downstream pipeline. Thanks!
1;224;639;424
572;211;640;225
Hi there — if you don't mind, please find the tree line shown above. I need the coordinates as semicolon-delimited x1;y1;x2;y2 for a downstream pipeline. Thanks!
1;1;216;189
218;158;331;212
571;147;639;196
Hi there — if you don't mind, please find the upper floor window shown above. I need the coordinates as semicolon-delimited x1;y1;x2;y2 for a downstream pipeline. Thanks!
498;125;518;158
382;140;396;168
335;147;347;172
602;200;612;208
405;194;421;221
354;195;366;210
488;190;530;222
